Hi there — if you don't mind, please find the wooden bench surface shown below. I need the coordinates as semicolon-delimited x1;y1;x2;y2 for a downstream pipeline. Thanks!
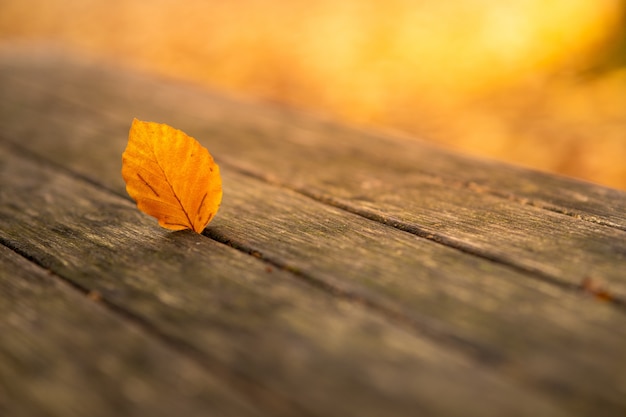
1;45;625;417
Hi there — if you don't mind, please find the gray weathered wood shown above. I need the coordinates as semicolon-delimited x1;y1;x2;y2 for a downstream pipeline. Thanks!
0;144;568;417
0;246;267;417
1;46;626;416
1;45;624;230
1;119;626;415
0;47;624;302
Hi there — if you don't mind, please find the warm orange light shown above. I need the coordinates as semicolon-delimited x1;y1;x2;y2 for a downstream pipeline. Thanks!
1;0;624;188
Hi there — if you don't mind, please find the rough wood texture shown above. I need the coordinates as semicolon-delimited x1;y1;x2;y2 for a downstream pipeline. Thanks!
1;46;626;416
0;143;563;417
0;246;265;417
0;47;624;301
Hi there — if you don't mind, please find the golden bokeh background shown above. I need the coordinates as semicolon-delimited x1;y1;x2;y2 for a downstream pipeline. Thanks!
1;0;625;189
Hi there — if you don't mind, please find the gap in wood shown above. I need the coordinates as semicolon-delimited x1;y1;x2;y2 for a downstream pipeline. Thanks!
5;130;626;405
412;170;626;233
220;158;626;310
203;226;507;368
0;135;511;368
0;135;122;198
3;133;624;315
0;235;313;417
3;134;624;314
7;69;625;236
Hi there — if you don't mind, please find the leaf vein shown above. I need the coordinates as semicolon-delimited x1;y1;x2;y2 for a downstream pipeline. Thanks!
136;173;160;197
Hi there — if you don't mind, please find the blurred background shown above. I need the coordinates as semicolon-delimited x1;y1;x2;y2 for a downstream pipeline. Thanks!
1;0;625;189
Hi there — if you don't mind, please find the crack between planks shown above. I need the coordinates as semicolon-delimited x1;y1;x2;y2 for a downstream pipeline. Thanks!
3;135;625;348
0;136;123;198
0;138;313;416
313;119;626;234
202;227;508;368
2;72;625;408
0;136;517;410
219;158;626;311
4;125;623;303
0;136;511;367
6;129;626;413
0;135;514;369
4;70;626;235
0;142;519;415
412;170;626;233
0;236;314;417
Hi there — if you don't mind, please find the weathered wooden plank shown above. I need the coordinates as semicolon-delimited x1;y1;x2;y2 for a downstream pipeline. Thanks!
0;147;571;416
0;245;267;417
0;49;624;303
1;47;626;415
0;45;624;232
2;130;626;415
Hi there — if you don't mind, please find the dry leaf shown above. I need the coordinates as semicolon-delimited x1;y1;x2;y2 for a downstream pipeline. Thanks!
122;119;222;233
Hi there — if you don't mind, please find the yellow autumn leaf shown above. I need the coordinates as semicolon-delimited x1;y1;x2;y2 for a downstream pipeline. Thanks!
121;119;222;233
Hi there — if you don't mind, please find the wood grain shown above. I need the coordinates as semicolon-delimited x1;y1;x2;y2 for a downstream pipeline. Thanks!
0;45;624;229
0;246;266;417
1;46;626;416
1;110;625;416
0;48;624;302
0;146;572;416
